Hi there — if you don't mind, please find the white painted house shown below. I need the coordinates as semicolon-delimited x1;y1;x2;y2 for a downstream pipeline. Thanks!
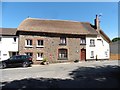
0;28;18;61
86;15;110;60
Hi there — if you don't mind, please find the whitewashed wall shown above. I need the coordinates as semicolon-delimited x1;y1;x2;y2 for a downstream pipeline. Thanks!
96;36;110;59
86;36;109;60
0;36;18;61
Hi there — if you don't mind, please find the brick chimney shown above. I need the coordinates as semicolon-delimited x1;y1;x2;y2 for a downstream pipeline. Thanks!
94;15;100;30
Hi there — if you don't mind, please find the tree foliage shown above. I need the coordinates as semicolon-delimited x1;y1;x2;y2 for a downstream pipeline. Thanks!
112;37;120;42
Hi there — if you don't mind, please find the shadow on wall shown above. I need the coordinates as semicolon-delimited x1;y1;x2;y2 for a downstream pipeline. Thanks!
1;65;120;89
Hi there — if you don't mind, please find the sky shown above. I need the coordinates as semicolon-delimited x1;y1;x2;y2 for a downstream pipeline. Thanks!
0;2;118;40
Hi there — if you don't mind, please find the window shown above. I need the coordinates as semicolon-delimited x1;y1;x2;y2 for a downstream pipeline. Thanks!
37;53;43;60
13;37;17;42
0;37;1;42
58;49;68;60
90;39;95;47
25;52;33;57
25;39;33;47
37;40;44;47
105;51;108;57
0;51;1;60
90;51;94;58
80;38;86;44
60;37;66;45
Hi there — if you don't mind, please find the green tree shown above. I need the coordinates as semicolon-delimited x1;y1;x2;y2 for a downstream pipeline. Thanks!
112;37;120;42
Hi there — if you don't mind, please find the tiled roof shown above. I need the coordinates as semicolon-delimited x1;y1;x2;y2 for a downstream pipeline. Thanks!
99;30;111;43
17;18;98;35
0;28;17;35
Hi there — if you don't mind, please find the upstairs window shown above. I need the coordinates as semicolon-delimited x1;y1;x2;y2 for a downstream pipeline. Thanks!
13;37;17;42
25;39;33;47
13;37;17;43
60;37;66;45
80;38;86;45
37;40;44;47
90;39;95;47
0;37;1;42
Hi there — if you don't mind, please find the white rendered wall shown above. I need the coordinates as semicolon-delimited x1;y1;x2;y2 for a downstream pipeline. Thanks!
96;36;110;59
86;36;109;60
0;36;18;61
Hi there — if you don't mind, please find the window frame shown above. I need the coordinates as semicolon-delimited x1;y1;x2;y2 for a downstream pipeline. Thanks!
58;49;68;60
37;52;43;60
90;51;94;58
0;37;2;42
25;52;33;57
13;37;17;42
90;39;95;47
36;39;44;48
59;37;67;45
25;39;33;47
80;37;86;45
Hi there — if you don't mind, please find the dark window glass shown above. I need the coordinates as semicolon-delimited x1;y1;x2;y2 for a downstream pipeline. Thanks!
37;40;43;46
60;37;66;45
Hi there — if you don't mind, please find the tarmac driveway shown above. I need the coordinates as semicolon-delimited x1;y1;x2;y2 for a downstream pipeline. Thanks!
0;60;120;89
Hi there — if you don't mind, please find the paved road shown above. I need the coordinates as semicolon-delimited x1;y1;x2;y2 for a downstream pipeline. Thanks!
0;60;120;88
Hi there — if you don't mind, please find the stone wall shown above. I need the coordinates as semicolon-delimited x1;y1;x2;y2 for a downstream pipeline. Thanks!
18;33;85;64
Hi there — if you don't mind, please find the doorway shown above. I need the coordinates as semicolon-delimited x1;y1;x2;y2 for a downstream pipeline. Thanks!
81;49;86;61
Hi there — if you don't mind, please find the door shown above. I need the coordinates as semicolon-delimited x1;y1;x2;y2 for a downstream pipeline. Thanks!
81;49;86;61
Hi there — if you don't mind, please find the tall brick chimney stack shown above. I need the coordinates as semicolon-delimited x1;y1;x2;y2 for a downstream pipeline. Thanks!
94;15;100;30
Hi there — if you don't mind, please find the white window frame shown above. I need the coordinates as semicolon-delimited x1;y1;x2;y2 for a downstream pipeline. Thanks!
90;39;95;46
90;51;94;58
37;53;43;60
25;39;33;47
36;40;44;48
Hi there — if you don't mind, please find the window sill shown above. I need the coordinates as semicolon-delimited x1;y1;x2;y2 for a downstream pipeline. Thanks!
59;43;67;45
36;59;43;61
90;56;94;58
58;58;68;60
25;46;33;48
12;42;17;44
80;43;86;45
89;45;95;47
36;46;44;48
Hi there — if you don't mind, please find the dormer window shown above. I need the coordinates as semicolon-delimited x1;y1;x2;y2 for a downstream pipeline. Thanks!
59;37;66;45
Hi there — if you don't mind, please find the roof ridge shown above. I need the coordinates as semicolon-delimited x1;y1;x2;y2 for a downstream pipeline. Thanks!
26;17;90;23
